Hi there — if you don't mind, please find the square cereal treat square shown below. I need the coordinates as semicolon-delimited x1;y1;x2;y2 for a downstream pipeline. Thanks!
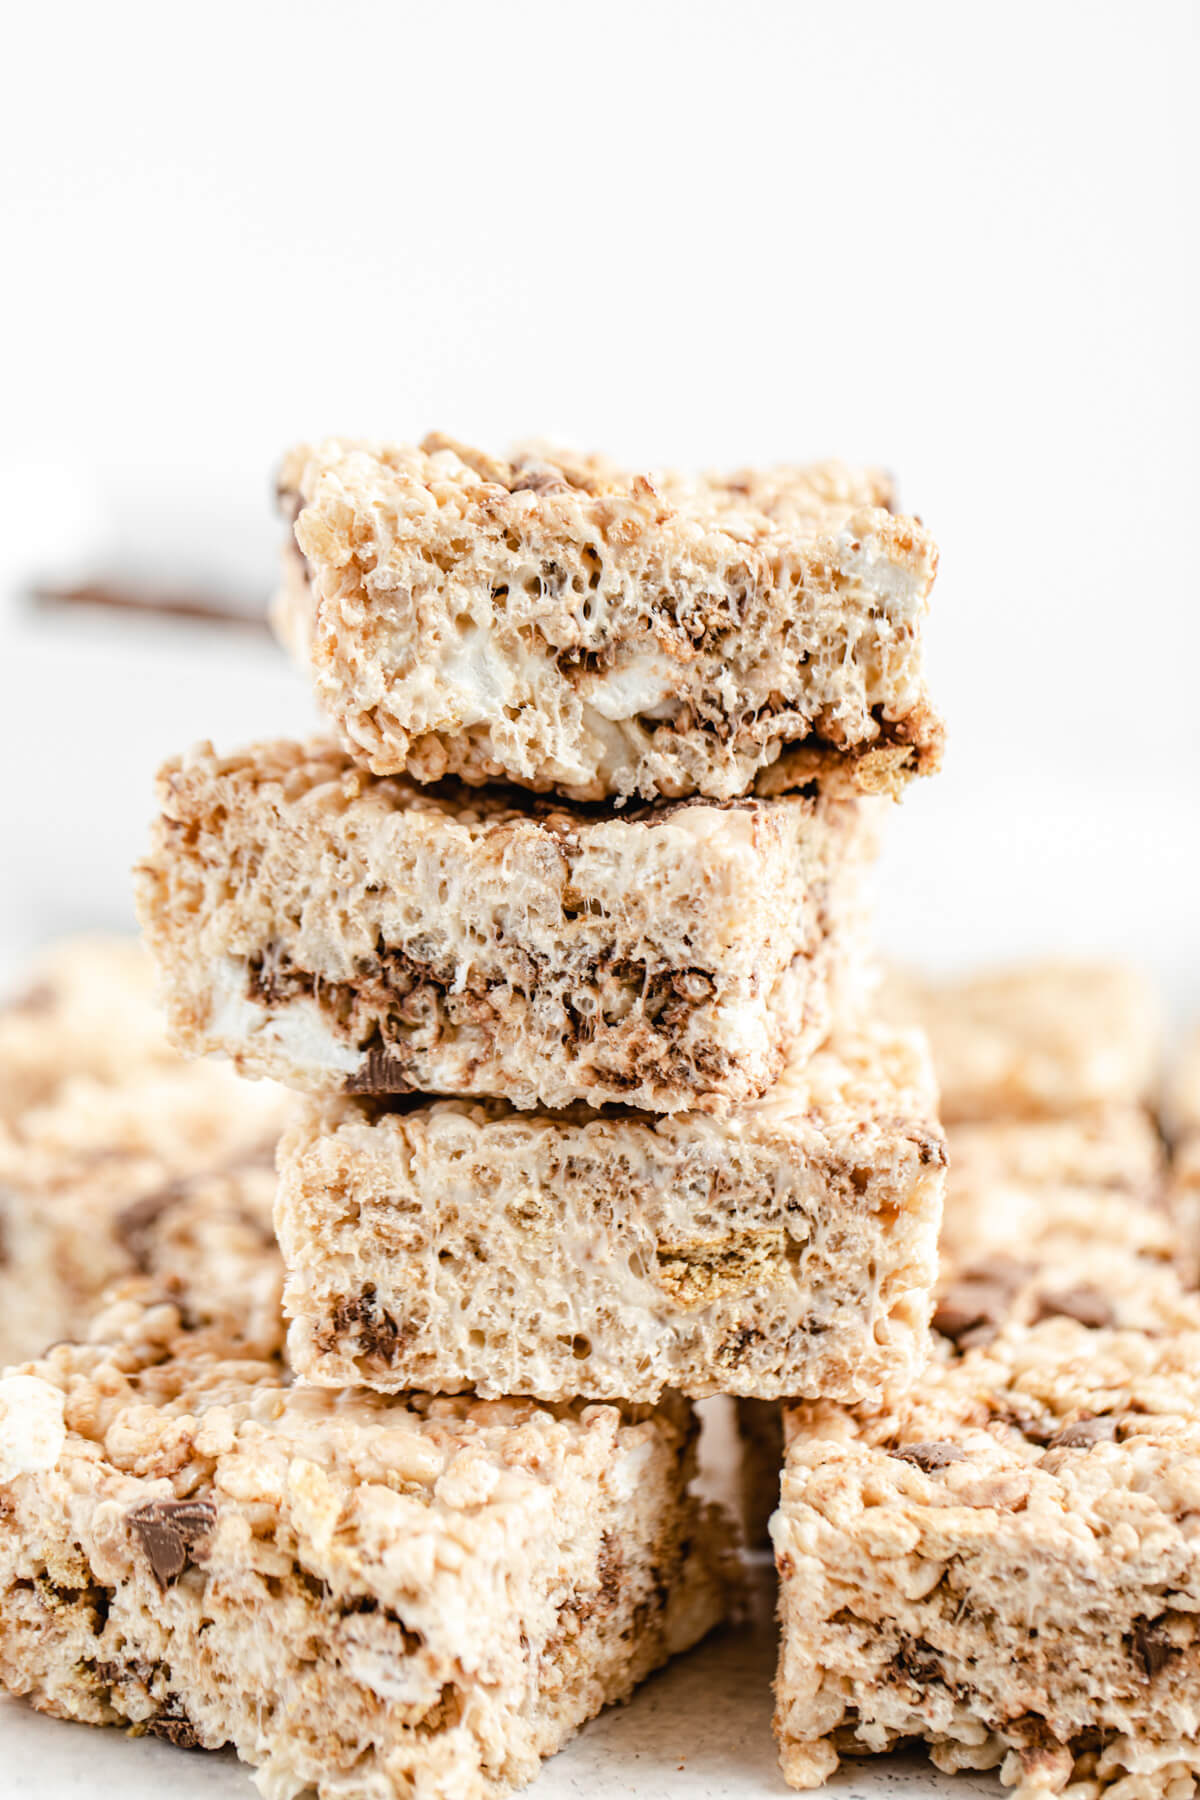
273;435;941;803
0;1299;727;1800
773;1315;1200;1798
772;1119;1200;1798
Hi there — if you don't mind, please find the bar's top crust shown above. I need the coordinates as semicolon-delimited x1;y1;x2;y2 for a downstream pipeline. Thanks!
278;433;898;547
151;734;850;837
2;1296;687;1521
781;1316;1200;1532
945;1111;1164;1204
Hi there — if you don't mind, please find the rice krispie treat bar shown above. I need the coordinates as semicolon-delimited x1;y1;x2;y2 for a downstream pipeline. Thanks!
772;1095;1200;1797
880;960;1161;1123
737;1108;1171;1549
0;1297;727;1800
273;436;942;804
0;936;291;1366
774;1311;1200;1798
276;1024;945;1404
136;737;877;1112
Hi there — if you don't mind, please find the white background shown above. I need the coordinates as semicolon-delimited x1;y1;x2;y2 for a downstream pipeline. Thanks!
0;5;1196;1796
1;0;1197;1001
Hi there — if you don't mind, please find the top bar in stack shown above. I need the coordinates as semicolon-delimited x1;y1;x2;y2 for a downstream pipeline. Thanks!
274;435;942;803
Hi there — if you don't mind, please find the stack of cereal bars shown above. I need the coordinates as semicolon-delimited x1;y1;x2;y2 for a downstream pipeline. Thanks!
0;435;951;1797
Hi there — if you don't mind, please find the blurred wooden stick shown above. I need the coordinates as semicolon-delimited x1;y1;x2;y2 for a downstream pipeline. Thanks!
29;580;271;634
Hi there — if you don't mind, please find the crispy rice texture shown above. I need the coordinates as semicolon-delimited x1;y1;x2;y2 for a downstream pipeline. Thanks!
135;737;879;1112
276;1023;945;1405
735;1106;1170;1553
0;937;291;1367
775;1320;1200;1799
944;1109;1164;1203
880;960;1162;1124
272;435;942;803
772;1075;1200;1798
0;1299;728;1800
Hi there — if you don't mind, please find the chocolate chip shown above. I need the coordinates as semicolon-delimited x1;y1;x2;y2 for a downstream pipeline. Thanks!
346;1046;415;1095
932;1294;997;1344
128;1498;216;1588
1047;1416;1118;1450
114;1180;193;1272
912;1132;948;1169
932;1286;1009;1344
994;1402;1057;1446
890;1441;966;1472
145;1703;203;1750
1034;1287;1115;1329
1130;1621;1176;1679
1006;1713;1067;1770
894;1637;944;1683
329;1285;413;1366
933;1258;1033;1347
